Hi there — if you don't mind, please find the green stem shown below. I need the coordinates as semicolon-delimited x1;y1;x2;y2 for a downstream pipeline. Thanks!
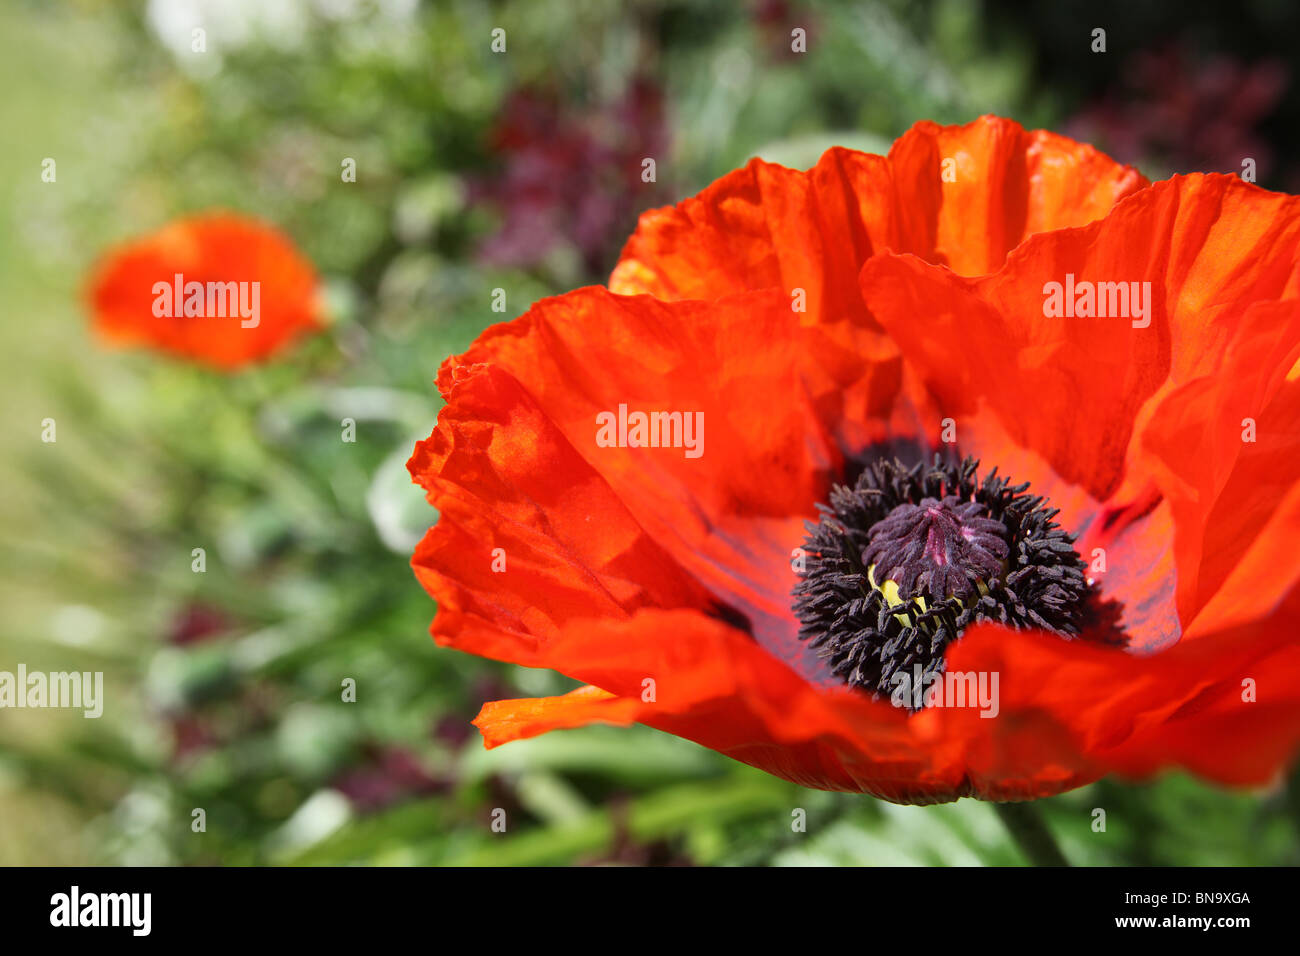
994;800;1070;866
1285;764;1300;855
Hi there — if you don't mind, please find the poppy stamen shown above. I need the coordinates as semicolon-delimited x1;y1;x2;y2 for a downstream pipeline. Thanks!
793;456;1088;704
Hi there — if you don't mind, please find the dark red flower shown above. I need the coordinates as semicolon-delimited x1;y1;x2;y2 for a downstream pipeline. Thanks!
472;81;669;275
1066;44;1287;179
332;746;446;813
167;603;230;646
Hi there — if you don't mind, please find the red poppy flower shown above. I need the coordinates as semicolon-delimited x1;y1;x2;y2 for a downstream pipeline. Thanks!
87;213;323;369
408;116;1300;804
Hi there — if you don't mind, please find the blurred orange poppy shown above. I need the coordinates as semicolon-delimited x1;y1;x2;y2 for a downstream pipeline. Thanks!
408;116;1300;804
87;213;322;369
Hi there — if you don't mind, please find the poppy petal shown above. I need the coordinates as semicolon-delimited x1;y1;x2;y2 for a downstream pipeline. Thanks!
407;361;718;666
435;286;922;683
1144;333;1300;633
887;116;1148;275
469;607;959;801
942;581;1300;789
474;586;1300;800
610;114;1146;314
475;685;644;748
471;606;1144;802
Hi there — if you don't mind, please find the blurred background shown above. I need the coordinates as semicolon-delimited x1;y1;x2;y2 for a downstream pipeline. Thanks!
3;0;1300;865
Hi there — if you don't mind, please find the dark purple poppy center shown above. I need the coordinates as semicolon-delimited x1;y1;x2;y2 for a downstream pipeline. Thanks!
863;496;1009;601
792;456;1089;703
